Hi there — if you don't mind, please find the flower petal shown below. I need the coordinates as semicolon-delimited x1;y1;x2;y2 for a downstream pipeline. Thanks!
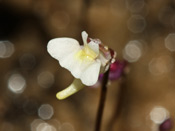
47;38;81;60
80;60;101;86
81;31;88;45
47;38;85;77
88;41;99;55
81;31;99;57
58;51;93;78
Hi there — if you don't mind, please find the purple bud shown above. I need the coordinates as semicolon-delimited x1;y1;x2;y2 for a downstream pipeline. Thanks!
108;60;127;80
159;119;173;131
98;60;128;82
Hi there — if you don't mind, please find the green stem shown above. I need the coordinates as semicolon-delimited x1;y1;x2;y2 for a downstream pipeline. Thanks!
95;69;110;131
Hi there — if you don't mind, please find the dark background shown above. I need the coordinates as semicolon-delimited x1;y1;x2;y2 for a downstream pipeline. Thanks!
0;0;175;131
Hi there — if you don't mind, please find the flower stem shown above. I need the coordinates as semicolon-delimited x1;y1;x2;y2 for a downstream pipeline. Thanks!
95;69;110;131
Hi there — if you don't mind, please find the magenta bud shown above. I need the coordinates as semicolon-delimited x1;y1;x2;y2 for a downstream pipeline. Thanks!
159;118;173;131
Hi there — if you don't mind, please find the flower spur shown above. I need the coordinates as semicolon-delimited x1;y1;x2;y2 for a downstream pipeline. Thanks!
47;31;116;100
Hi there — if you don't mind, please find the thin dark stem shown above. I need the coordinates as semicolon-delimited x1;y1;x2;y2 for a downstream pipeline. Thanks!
95;69;110;131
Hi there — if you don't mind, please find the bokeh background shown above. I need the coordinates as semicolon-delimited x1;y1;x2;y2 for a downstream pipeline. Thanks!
0;0;175;131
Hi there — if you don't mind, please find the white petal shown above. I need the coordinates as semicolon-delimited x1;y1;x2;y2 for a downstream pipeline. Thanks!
82;31;88;45
58;51;93;78
80;60;101;86
47;38;81;60
88;41;99;55
47;38;88;78
81;31;99;55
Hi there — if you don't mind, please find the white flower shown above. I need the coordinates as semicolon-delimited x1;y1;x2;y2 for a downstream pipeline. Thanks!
47;31;116;100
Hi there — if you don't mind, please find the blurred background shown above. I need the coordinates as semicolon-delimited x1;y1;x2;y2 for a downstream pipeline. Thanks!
0;0;175;131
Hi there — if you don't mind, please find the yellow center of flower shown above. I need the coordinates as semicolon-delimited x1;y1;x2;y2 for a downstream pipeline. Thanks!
75;44;98;61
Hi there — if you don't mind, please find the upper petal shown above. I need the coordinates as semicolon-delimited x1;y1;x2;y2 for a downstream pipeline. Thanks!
81;31;88;45
81;31;99;57
87;41;99;55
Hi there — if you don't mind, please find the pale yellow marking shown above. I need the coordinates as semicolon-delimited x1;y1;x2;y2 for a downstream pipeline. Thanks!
75;44;98;61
